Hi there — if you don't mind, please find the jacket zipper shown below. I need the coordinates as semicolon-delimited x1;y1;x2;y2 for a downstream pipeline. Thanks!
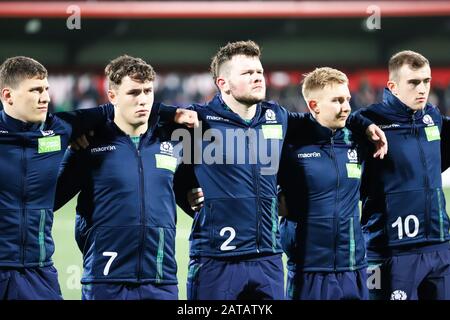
330;136;340;271
412;115;430;238
208;203;214;247
248;127;261;253
255;164;261;253
132;138;146;281
38;209;46;266
20;139;27;265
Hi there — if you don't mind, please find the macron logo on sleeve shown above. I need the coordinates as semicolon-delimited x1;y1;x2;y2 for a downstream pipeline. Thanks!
206;115;229;122
298;152;321;159
377;124;400;129
40;130;55;137
90;145;116;154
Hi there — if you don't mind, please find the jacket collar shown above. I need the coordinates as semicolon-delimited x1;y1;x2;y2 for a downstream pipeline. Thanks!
306;113;350;144
0;110;43;132
208;93;262;126
382;88;425;120
105;102;161;141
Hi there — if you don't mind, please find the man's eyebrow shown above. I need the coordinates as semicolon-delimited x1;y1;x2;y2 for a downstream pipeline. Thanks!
407;77;432;82
29;85;48;90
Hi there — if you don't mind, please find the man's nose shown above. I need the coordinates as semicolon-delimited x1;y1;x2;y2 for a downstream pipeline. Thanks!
41;90;50;103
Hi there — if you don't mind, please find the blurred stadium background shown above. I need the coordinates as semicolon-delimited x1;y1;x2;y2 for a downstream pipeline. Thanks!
1;0;450;299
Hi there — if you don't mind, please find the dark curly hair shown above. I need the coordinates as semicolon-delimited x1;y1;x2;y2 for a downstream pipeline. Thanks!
105;54;155;88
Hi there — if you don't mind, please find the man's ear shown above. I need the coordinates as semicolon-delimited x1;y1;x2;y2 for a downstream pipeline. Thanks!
216;76;230;95
387;80;397;95
308;100;319;114
107;89;117;106
1;88;13;105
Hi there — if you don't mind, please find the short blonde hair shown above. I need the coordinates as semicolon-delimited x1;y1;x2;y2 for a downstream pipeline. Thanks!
301;67;348;100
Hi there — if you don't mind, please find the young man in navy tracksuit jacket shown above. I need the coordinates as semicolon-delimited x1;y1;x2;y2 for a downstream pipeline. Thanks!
357;51;450;300
54;55;197;300
0;56;114;300
279;67;376;300
174;41;386;300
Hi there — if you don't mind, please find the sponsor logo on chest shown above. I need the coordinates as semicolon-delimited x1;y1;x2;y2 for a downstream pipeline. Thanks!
38;135;61;153
160;141;174;156
423;114;439;141
40;130;55;137
422;114;434;126
347;148;358;163
156;141;177;172
265;109;278;124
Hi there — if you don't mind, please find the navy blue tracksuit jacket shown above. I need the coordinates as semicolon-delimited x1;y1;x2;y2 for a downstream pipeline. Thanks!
358;89;450;259
279;114;367;272
55;103;181;284
0;107;109;268
174;94;372;259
